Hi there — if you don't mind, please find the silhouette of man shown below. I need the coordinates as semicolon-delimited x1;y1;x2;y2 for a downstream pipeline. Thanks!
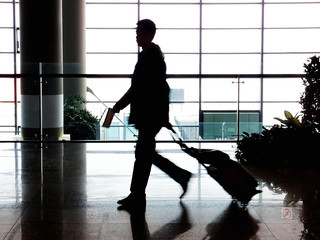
113;19;191;209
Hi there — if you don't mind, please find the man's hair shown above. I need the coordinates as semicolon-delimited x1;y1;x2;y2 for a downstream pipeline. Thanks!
137;19;156;35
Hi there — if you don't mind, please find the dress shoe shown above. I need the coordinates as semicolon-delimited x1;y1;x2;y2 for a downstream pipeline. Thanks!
180;172;192;199
117;194;146;210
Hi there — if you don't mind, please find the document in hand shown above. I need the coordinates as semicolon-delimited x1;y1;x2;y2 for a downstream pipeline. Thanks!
103;108;114;128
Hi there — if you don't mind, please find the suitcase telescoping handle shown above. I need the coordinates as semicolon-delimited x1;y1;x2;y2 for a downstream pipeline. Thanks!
87;87;138;138
166;123;189;150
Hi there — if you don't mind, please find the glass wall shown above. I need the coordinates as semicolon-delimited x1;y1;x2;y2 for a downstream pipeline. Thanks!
0;0;19;138
85;1;320;140
0;1;319;140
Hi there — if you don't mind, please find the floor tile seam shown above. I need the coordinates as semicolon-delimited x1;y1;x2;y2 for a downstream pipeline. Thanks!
2;210;23;240
251;206;278;240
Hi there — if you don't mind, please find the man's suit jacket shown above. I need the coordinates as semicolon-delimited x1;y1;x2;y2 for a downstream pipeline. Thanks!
115;43;170;129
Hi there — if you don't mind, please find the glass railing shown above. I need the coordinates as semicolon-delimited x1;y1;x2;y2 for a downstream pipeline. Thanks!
0;71;305;142
100;122;263;142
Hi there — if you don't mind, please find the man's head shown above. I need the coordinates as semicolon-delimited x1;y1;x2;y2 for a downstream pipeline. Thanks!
136;19;156;49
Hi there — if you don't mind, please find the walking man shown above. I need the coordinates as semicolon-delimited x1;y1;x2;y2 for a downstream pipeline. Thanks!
113;19;191;210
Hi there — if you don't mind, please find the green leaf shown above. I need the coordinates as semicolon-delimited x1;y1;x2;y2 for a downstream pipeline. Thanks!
284;110;293;120
274;117;286;124
292;118;302;127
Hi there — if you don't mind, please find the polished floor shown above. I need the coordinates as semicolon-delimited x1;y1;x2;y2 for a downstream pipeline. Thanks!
0;141;319;240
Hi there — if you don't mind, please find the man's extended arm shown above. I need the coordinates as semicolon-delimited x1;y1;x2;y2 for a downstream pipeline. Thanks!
113;86;133;113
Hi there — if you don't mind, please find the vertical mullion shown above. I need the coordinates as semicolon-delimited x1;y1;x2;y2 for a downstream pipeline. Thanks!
260;0;264;126
13;0;18;135
137;0;140;54
137;0;140;22
199;0;202;134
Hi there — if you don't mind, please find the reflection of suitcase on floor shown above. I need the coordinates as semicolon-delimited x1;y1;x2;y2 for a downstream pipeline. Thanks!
171;129;261;206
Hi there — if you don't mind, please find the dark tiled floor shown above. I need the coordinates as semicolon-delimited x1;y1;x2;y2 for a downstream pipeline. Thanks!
0;142;319;240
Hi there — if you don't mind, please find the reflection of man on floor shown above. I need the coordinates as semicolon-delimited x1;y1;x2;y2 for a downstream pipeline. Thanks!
113;19;191;209
129;202;191;240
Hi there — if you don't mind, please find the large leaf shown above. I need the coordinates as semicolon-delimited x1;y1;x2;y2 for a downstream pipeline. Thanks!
292;118;302;127
284;110;293;120
274;117;287;124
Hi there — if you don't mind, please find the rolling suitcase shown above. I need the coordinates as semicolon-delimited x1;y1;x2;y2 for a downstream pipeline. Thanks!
170;128;261;206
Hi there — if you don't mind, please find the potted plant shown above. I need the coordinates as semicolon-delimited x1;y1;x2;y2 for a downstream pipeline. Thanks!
64;95;99;140
236;56;320;168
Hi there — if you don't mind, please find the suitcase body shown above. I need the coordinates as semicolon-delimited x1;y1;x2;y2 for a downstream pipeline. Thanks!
205;158;261;206
183;147;261;206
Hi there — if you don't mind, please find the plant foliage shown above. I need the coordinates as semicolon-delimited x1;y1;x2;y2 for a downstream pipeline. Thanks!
236;112;320;168
64;95;99;140
300;56;320;132
236;56;320;168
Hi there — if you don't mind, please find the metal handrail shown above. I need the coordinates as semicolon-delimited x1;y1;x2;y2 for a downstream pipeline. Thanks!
0;73;307;79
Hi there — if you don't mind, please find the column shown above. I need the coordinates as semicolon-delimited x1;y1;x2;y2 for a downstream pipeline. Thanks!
20;0;63;140
63;0;87;101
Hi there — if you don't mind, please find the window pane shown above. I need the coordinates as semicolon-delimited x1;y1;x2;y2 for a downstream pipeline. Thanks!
201;78;262;108
265;3;320;28
0;103;14;125
202;54;261;74
263;103;302;126
0;3;13;27
263;78;304;101
202;4;261;28
165;54;199;74
264;29;320;52
201;78;237;105
87;78;131;103
0;78;14;101
167;78;199;101
0;54;14;73
86;4;137;28
263;54;312;74
155;29;199;53
15;3;20;28
240;78;261;101
171;103;199;127
87;29;137;52
86;54;137;74
202;102;237;111
140;5;199;28
0;29;13;52
202;78;237;101
202;30;261;53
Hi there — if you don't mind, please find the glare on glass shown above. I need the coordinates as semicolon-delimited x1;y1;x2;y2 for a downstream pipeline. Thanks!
202;78;238;101
86;54;138;74
154;29;199;53
167;78;199;101
202;54;261;74
87;29;137;53
264;29;320;53
0;3;13;27
0;54;14;73
263;103;302;126
86;4;137;28
0;29;13;52
265;4;320;28
264;78;304;101
140;5;199;28
202;4;261;28
165;54;199;74
263;54;312;74
202;29;261;53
